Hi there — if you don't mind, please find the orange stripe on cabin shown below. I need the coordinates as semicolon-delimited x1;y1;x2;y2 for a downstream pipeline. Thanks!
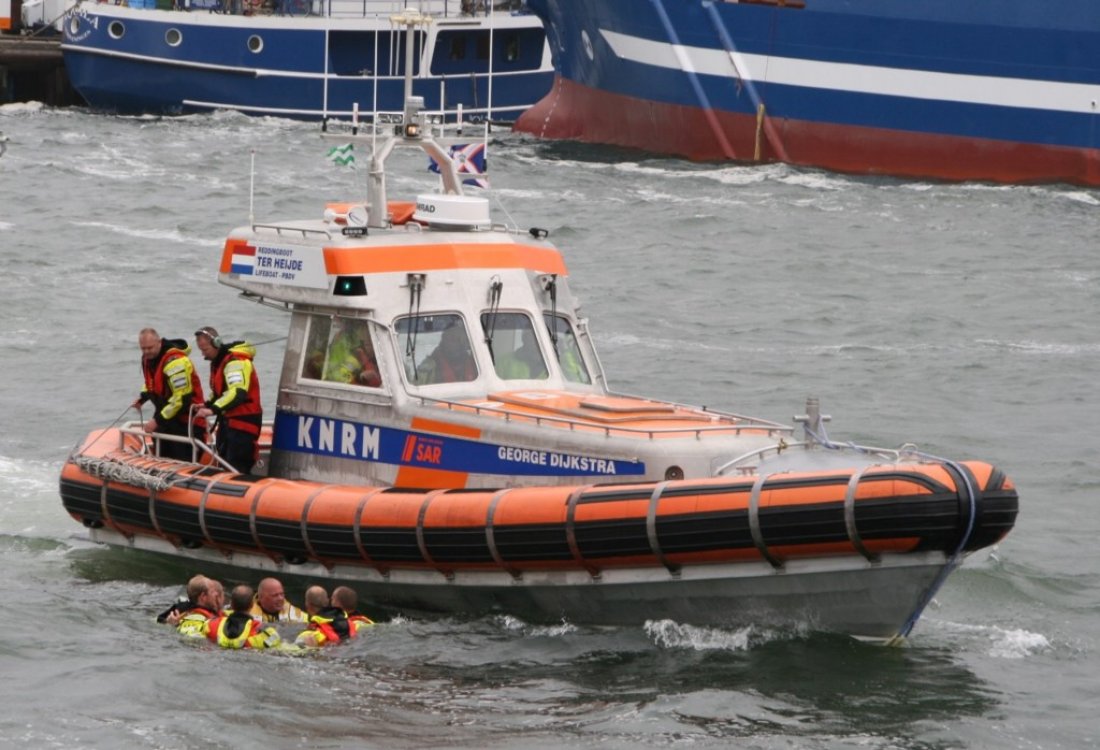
220;237;247;273
324;243;567;276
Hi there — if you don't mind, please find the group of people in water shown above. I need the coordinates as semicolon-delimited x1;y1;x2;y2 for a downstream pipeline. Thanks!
158;575;373;651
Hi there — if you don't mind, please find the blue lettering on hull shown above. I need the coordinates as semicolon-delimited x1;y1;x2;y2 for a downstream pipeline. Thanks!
273;411;645;477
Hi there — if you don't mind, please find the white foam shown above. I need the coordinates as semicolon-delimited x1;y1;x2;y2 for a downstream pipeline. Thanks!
0;101;45;115
497;614;578;637
986;627;1052;659
644;619;763;651
925;618;1052;659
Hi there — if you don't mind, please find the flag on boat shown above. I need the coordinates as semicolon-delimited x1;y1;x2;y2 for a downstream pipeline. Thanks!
428;143;488;189
327;143;355;168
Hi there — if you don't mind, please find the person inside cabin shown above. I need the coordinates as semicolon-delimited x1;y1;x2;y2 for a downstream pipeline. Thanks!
176;577;225;639
319;318;383;388
193;326;263;475
294;585;365;647
492;326;548;380
331;585;375;629
204;585;284;650
133;327;207;461
544;315;591;385
249;577;308;623
417;321;477;385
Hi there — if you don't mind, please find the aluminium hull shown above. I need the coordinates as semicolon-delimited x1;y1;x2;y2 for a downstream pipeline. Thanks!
60;435;1017;640
82;524;959;639
516;0;1100;184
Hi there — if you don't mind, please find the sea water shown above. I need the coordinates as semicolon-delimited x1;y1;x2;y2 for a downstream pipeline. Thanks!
1;102;1097;749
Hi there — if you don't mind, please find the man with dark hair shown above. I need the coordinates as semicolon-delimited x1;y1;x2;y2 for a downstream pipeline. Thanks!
194;326;262;474
204;584;282;650
134;327;206;460
332;585;374;629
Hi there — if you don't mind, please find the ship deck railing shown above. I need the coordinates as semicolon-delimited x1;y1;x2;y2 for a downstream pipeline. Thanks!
93;0;524;21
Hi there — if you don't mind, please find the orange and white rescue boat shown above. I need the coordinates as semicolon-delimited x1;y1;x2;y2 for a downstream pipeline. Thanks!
59;12;1017;641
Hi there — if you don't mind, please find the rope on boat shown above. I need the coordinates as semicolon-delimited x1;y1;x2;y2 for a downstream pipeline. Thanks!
70;455;179;493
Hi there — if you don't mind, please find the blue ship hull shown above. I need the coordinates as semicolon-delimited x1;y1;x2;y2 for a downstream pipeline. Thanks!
62;2;553;120
515;0;1100;184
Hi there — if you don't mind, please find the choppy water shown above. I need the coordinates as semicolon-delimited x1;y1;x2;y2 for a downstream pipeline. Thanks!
1;102;1098;749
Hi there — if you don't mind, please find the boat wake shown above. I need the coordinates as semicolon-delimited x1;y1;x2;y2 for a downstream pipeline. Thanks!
923;618;1052;659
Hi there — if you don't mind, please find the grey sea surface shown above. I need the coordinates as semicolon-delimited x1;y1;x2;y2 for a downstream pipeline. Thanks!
1;103;1098;749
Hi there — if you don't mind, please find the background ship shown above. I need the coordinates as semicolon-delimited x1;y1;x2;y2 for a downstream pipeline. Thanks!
515;0;1100;185
61;0;552;120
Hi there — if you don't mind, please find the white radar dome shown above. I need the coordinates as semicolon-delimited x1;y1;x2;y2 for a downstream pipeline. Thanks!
413;194;491;229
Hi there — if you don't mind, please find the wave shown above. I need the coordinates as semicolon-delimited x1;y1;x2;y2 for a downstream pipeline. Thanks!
644;619;791;651
68;220;221;248
923;618;1052;659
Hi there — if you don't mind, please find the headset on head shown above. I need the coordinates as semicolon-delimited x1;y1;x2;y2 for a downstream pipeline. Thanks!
195;327;222;348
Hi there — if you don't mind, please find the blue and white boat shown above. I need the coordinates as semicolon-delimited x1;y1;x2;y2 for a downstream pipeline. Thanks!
61;0;552;120
515;0;1100;185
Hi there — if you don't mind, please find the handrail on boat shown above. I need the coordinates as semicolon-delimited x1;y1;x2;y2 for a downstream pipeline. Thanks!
252;223;334;240
412;393;793;440
713;439;916;477
115;419;240;474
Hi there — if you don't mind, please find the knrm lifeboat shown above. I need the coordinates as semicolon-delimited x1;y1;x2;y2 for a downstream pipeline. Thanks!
59;12;1017;641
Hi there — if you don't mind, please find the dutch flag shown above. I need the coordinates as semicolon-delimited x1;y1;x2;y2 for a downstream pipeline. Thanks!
231;243;256;275
428;143;488;189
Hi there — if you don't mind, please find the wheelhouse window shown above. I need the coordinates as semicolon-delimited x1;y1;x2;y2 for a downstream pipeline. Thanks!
300;316;383;388
481;311;548;380
396;314;478;385
544;314;591;384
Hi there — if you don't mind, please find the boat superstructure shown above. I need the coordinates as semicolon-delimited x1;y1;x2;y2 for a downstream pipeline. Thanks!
61;0;552;120
59;13;1018;640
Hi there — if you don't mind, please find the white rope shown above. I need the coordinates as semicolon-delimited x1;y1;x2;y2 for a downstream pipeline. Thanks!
71;455;180;492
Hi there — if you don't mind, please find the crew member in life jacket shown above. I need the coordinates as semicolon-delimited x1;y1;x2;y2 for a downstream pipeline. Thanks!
176;577;225;639
321;318;382;387
134;327;207;461
157;573;211;625
205;584;283;650
294;585;367;647
249;577;308;623
417;322;477;385
331;585;375;629
193;326;262;474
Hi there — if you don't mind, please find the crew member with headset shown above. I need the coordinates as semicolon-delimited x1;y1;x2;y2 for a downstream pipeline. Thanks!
134;327;206;460
194;326;262;474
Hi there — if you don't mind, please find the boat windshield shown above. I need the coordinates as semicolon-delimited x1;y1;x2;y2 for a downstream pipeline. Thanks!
480;311;549;380
300;316;384;389
544;314;591;384
396;314;479;386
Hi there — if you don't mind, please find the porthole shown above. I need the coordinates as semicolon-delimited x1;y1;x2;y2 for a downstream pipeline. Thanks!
165;28;182;46
108;20;125;39
247;35;263;53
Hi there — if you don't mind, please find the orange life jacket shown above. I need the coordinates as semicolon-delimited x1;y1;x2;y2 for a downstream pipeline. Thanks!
210;347;263;436
142;343;205;429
